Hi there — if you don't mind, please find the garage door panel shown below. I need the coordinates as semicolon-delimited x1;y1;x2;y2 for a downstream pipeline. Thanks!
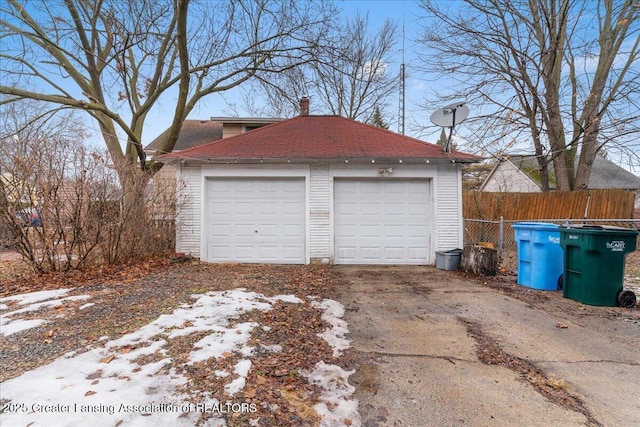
281;202;305;214
257;224;279;237
410;247;428;259
335;179;429;264
258;202;279;215
281;224;305;237
336;205;357;216
384;247;404;259
336;225;357;238
360;181;381;193
408;203;429;215
336;246;356;260
231;224;255;237
360;247;381;260
205;178;305;263
384;225;406;237
361;224;381;237
384;203;405;215
258;245;279;258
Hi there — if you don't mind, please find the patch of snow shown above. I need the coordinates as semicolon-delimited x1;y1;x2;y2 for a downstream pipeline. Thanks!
312;299;351;357
225;359;252;396
0;288;304;426
271;294;303;304
0;288;72;306
0;291;91;337
304;361;360;427
79;303;95;310
0;343;195;427
1;318;47;336
188;322;259;364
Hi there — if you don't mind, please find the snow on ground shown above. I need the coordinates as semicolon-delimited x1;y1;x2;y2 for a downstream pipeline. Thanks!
311;297;351;357
1;288;72;306
0;288;360;427
0;289;91;337
304;361;361;427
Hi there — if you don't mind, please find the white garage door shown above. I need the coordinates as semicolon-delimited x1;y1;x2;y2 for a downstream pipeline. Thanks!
205;178;305;263
334;179;430;264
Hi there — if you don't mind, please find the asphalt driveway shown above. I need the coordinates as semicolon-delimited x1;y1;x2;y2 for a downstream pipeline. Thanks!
334;265;640;427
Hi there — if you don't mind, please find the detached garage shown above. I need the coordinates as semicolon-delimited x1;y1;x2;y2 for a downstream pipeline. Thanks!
159;109;480;265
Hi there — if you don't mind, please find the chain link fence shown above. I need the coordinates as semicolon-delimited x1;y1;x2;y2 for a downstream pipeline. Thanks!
463;218;640;272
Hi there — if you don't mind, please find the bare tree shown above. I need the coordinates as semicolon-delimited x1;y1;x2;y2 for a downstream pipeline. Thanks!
0;0;336;172
248;12;399;123
0;100;179;271
417;0;639;190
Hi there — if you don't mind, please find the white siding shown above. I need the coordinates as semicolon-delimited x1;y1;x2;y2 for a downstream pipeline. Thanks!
309;164;331;262
175;164;202;257
436;164;463;250
482;162;540;192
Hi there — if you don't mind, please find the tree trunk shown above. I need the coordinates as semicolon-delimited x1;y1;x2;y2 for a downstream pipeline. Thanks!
461;245;497;276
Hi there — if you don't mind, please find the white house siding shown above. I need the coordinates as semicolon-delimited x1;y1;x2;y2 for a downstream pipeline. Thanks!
175;164;202;257
482;162;540;192
435;164;464;250
309;164;331;263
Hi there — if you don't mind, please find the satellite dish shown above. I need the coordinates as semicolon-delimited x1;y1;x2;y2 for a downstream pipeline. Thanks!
430;102;469;128
429;102;469;154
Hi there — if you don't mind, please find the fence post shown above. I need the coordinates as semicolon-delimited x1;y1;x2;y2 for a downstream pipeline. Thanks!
462;218;466;247
498;216;504;261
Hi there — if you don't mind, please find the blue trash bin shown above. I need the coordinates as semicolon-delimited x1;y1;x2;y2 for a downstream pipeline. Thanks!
512;222;563;290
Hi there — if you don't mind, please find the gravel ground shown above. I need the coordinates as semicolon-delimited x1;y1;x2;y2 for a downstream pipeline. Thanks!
0;261;346;427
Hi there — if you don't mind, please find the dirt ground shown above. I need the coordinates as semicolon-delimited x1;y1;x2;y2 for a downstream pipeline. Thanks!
1;260;342;426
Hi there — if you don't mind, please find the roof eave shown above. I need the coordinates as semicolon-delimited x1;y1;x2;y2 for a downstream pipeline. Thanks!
167;156;481;165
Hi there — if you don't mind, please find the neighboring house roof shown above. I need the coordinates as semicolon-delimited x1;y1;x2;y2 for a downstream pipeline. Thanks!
208;117;284;125
158;115;482;163
481;154;640;190
145;120;223;156
588;155;640;189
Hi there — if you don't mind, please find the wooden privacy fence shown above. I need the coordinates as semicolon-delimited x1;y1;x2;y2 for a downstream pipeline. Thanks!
463;189;636;220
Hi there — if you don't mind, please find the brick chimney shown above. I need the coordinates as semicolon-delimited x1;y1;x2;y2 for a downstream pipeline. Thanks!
300;96;309;116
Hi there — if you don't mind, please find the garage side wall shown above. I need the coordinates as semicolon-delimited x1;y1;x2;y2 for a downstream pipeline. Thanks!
175;164;202;257
436;164;464;250
310;164;331;263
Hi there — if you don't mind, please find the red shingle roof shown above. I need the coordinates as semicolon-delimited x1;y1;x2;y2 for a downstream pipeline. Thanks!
158;115;481;162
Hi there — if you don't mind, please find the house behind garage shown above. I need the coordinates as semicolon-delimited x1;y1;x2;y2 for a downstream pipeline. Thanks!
159;106;481;265
480;154;640;193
